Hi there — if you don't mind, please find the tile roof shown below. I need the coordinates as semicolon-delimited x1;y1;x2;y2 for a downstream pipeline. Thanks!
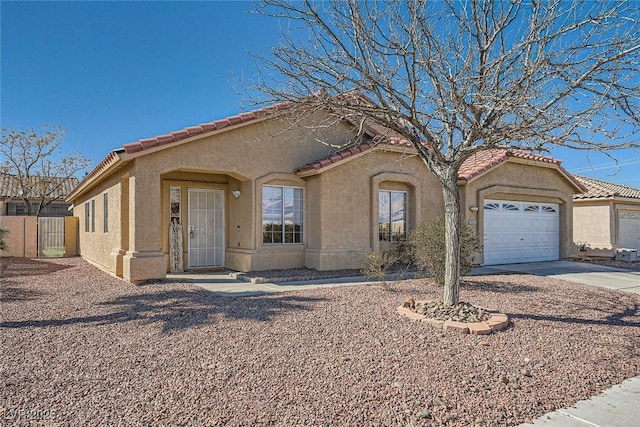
295;122;412;174
297;146;567;179
573;175;640;200
121;103;291;155
458;149;562;180
0;173;79;199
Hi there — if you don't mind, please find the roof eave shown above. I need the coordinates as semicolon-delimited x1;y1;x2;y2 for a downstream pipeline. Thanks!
574;195;640;203
65;151;125;202
295;144;415;177
120;115;273;161
462;156;586;193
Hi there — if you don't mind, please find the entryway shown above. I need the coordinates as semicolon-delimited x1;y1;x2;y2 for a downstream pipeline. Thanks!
188;188;225;268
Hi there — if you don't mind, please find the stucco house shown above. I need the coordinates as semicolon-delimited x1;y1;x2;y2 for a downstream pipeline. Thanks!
573;175;640;256
66;106;584;283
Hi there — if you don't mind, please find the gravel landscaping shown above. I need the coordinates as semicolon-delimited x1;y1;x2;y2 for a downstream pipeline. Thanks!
2;257;640;426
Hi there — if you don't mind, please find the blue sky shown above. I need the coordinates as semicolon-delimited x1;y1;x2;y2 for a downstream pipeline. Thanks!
2;1;639;187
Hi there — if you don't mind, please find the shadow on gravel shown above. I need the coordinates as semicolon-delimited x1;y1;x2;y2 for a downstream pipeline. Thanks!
1;258;71;302
0;283;46;302
0;287;328;333
510;303;640;328
0;257;73;278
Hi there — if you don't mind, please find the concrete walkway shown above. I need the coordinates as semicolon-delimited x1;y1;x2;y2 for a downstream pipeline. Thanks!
471;260;640;294
518;376;640;427
166;271;377;296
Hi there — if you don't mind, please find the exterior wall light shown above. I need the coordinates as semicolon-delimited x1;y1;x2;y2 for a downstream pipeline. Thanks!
232;190;241;198
470;206;479;212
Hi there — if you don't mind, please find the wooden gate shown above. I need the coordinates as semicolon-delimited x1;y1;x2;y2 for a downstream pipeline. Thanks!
38;217;66;258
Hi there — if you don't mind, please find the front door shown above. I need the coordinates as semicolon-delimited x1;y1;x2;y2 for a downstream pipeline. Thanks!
188;188;225;268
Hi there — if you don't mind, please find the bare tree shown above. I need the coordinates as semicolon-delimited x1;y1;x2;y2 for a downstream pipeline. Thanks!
1;126;91;216
250;0;640;305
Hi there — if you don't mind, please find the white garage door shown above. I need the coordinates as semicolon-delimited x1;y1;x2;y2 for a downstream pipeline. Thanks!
483;199;560;265
619;210;640;251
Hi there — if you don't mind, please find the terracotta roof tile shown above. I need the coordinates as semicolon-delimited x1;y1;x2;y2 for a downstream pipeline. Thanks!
65;151;120;200
298;146;564;177
296;142;377;173
573;175;640;200
458;149;561;180
0;173;78;199
121;103;290;155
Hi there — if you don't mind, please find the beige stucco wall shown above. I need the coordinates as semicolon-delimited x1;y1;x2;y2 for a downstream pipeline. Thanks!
304;150;443;270
461;160;580;263
0;216;38;258
573;201;613;252
573;199;640;256
72;167;126;277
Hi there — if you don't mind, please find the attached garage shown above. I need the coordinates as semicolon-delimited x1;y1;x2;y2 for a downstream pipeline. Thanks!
483;199;560;265
618;210;640;251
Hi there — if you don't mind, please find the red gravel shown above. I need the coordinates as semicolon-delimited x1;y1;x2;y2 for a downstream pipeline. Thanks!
2;257;639;426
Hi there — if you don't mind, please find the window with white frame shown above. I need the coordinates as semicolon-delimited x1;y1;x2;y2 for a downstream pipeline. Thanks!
262;185;303;244
379;190;407;242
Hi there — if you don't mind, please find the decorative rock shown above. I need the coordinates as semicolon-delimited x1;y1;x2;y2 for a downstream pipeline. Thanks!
520;368;532;377
469;386;479;392
403;297;416;309
499;374;509;385
416;411;432;419
396;300;510;335
433;396;447;408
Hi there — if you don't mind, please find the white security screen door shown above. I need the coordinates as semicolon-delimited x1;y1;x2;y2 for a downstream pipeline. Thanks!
188;189;224;268
483;200;560;265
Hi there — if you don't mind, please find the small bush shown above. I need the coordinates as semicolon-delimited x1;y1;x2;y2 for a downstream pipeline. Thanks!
361;251;399;285
0;225;8;252
407;216;481;285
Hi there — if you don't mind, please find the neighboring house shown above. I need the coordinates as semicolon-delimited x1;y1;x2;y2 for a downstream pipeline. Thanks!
66;106;583;283
0;172;77;217
573;175;640;255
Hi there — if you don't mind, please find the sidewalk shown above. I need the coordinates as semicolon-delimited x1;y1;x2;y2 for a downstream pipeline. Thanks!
518;375;640;427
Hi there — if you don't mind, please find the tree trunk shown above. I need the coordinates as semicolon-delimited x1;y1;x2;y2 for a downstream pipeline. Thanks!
441;166;462;306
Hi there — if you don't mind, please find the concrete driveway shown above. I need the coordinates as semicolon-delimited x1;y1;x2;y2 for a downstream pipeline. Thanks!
471;260;640;294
